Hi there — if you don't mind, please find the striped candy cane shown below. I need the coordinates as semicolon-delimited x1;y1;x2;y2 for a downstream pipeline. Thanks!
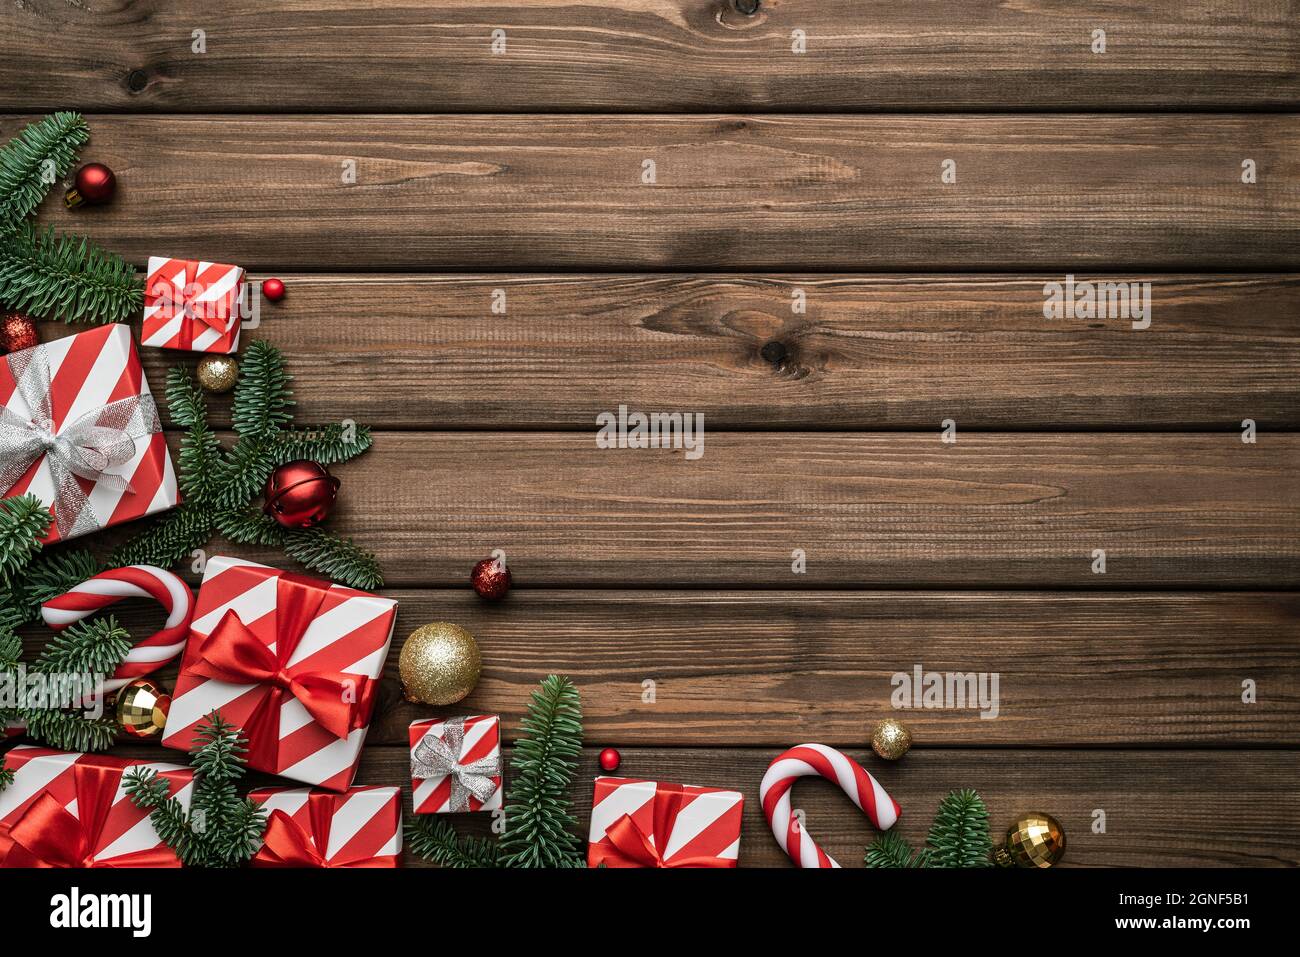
759;743;901;868
41;565;195;694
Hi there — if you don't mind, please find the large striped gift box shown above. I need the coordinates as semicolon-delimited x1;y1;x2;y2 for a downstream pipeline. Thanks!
141;256;243;353
409;714;503;814
587;776;744;868
0;746;193;868
249;785;402;867
0;323;178;543
161;556;398;792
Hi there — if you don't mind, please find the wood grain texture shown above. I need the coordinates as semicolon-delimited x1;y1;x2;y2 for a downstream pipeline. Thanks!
2;1;1297;112
41;274;1300;430
114;431;1299;588
14;114;1300;270
97;744;1300;867
28;591;1297;747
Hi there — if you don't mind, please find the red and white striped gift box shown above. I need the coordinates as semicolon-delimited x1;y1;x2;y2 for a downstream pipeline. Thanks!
409;714;503;814
587;776;744;868
141;256;244;354
248;785;402;867
0;746;193;868
0;324;179;543
161;556;398;792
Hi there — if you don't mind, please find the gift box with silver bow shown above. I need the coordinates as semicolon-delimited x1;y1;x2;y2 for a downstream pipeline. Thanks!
0;324;178;542
409;715;503;813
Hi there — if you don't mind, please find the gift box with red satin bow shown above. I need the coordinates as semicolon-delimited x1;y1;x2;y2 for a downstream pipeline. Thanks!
141;256;244;353
248;785;401;868
587;776;744;868
409;715;503;814
0;746;193;868
161;555;398;791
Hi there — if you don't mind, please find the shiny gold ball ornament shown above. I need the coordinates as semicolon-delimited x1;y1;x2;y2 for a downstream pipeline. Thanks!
997;812;1067;868
870;717;913;760
114;678;172;739
196;354;239;393
398;622;481;705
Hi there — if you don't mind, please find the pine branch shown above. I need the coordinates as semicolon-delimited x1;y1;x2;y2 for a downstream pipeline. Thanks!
0;622;20;672
231;341;294;439
165;366;224;502
865;830;930;868
212;438;280;509
405;817;504;868
0;223;141;324
14;548;99;622
0;111;87;226
20;707;118;753
105;503;212;571
0;494;51;587
279;526;384;590
0;766;12;792
31;614;131;676
499;675;585;869
926;788;994;868
277;423;373;466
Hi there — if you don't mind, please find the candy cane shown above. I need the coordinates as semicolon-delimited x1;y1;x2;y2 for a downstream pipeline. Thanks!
41;565;195;694
759;743;901;868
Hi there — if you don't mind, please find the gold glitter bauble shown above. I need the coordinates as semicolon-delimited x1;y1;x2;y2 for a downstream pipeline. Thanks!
1000;812;1067;868
115;677;172;739
196;354;239;393
871;718;912;760
399;623;481;705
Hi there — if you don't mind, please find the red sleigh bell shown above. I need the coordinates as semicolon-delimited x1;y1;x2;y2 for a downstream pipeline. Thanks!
263;460;341;528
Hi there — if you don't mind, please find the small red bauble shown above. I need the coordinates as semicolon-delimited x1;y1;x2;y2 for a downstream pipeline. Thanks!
598;747;621;772
261;277;286;301
64;162;116;208
263;459;340;528
471;557;511;601
0;310;39;353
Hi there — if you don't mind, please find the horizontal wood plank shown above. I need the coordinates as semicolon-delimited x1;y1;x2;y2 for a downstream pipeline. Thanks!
42;274;1300;430
94;744;1300;867
28;591;1297;747
15;115;1300;270
2;1;1297;112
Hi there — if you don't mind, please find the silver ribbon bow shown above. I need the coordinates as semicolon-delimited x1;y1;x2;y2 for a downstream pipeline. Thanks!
411;717;501;812
0;344;160;540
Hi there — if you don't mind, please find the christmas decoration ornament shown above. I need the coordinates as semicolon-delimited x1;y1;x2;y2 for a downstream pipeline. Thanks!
866;787;995;868
587;776;744;868
599;747;621;772
196;354;239;393
250;786;402;868
263;458;341;528
471;556;511;600
409;715;503;813
0;310;39;353
63;161;116;208
114;677;172;739
871;717;912;760
998;812;1066;868
399;623;481;706
261;277;286;301
41;563;195;694
760;743;900;868
143;256;243;353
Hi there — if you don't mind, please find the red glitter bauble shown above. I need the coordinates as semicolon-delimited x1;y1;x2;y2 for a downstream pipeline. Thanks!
471;557;511;601
598;748;621;772
64;162;116;207
261;277;286;301
0;310;39;353
263;459;340;528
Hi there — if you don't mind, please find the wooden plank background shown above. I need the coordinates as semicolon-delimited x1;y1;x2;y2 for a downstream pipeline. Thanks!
4;0;1299;867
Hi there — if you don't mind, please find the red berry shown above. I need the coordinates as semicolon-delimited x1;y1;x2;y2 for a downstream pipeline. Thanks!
598;747;621;772
262;277;286;301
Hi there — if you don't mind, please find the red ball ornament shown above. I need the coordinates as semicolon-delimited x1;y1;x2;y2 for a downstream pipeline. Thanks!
263;459;340;528
471;557;511;601
64;162;116;208
598;748;621;772
0;310;39;353
261;277;286;302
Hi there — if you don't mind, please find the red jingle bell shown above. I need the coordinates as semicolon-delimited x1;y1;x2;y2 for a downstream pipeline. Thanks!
64;162;117;208
471;557;511;601
263;459;341;528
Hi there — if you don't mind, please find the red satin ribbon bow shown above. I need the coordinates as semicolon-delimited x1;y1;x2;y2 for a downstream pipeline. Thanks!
604;784;734;868
7;761;177;868
189;572;375;756
253;797;394;868
148;260;235;350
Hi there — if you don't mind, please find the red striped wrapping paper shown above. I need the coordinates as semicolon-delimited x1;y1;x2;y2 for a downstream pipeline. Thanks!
0;746;193;868
409;714;503;814
248;785;402;867
141;256;243;353
161;556;398;792
0;324;179;543
587;776;744;868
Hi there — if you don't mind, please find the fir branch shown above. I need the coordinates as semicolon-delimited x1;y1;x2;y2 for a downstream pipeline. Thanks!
0;766;12;793
0;111;88;226
14;547;99;621
499;675;585;869
165;367;223;502
231;341;294;438
20;707;118;753
926;788;994;868
278;526;384;590
277;423;373;466
0;222;141;324
31;614;131;676
865;830;930;868
0;494;51;587
0;622;20;672
405;817;503;868
212;437;280;510
105;504;212;571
